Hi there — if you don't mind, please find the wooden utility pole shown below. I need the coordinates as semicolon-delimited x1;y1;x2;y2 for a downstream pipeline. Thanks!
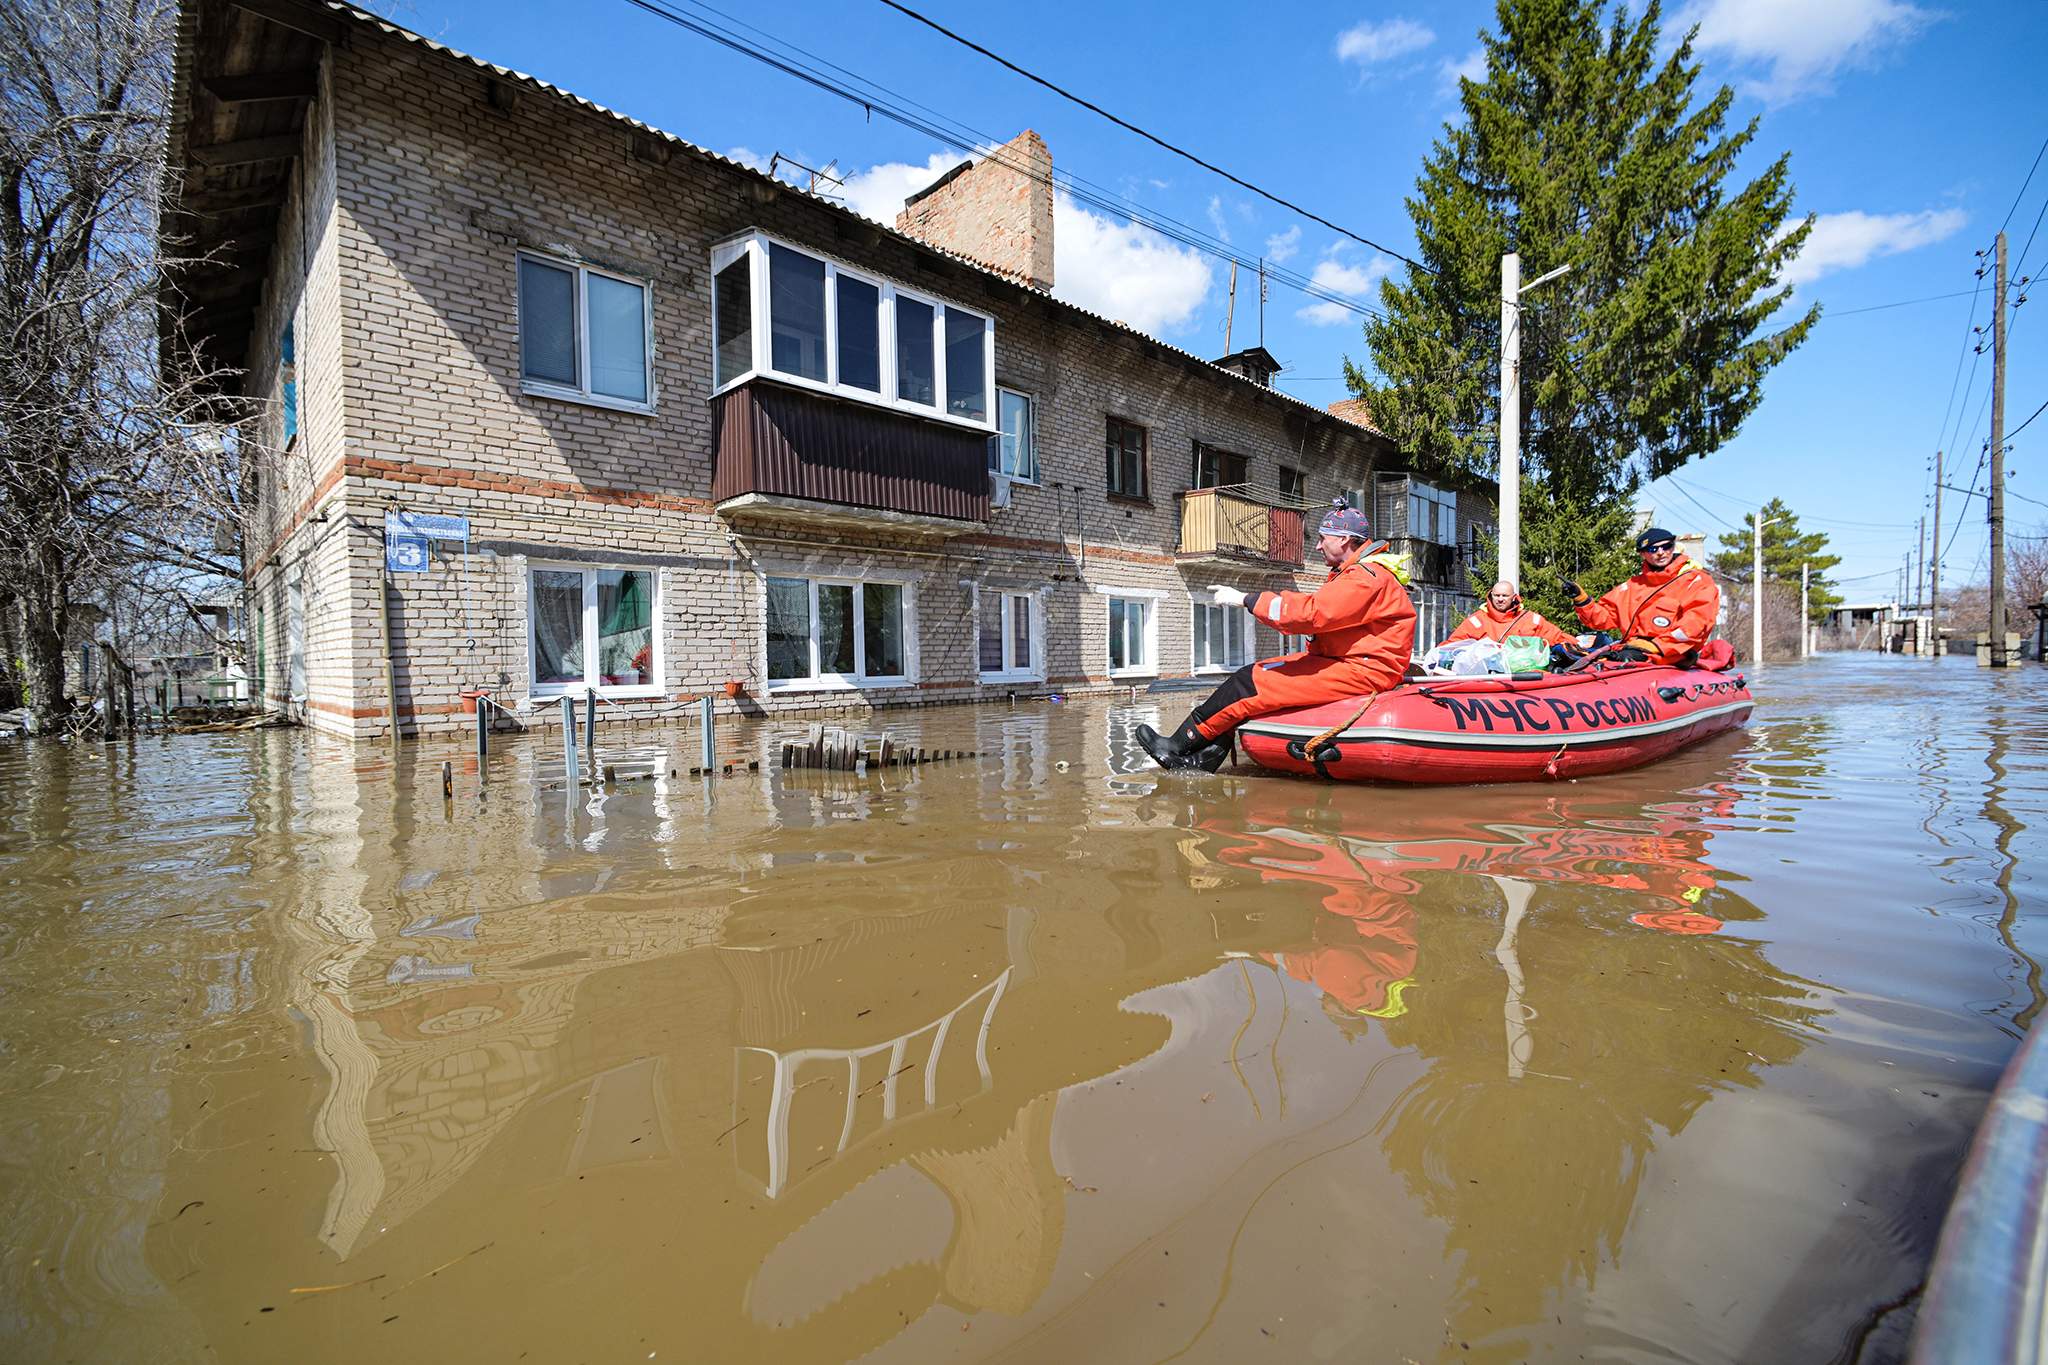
1930;449;1944;655
1990;230;2010;667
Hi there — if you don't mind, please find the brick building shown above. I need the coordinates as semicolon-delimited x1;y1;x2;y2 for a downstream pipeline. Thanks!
165;0;1492;740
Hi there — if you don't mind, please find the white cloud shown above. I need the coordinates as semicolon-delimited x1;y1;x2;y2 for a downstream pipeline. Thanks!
830;151;1209;338
1206;195;1232;244
1297;250;1389;326
1438;49;1485;96
1052;191;1212;336
1265;225;1302;263
724;146;771;173
1335;17;1435;67
837;151;970;224
1680;0;1938;100
1778;207;1967;287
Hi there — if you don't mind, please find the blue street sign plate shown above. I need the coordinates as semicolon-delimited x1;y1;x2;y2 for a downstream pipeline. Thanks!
385;509;469;541
386;533;430;573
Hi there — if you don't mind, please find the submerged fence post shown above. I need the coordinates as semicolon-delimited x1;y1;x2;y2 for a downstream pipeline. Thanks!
585;691;598;778
561;694;581;789
475;697;488;770
699;695;715;773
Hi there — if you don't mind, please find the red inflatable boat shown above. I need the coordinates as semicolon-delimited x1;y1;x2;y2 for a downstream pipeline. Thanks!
1234;664;1752;784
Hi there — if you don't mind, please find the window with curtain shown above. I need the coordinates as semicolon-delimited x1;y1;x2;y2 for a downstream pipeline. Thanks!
1107;595;1154;674
529;565;660;695
1193;602;1249;671
978;591;1036;679
764;575;912;686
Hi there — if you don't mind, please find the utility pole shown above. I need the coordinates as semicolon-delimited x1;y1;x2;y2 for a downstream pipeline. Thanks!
1752;507;1766;665
1223;261;1237;354
1915;514;1926;613
1930;450;1944;655
1497;253;1572;585
1801;560;1810;659
1990;230;2010;667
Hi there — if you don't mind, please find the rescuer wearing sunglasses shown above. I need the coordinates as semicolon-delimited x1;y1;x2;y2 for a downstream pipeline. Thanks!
1563;527;1722;665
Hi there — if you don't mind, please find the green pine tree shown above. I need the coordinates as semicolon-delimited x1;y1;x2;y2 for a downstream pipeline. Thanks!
1708;497;1843;621
1348;0;1818;624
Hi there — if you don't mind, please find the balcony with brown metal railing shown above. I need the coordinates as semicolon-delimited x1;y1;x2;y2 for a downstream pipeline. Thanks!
1175;485;1308;569
711;379;991;538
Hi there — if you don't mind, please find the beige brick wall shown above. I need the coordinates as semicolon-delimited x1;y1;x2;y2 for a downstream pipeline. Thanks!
241;23;1453;740
246;59;355;734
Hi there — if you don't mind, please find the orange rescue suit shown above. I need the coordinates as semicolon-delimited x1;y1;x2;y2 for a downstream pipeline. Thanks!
1573;554;1721;664
1441;601;1573;647
1192;545;1417;742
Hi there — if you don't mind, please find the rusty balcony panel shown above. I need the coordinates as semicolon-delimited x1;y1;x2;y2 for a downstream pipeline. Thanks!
712;381;991;525
1176;488;1307;569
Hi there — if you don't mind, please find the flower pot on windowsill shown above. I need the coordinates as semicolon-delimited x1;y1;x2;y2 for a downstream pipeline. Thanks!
722;680;743;698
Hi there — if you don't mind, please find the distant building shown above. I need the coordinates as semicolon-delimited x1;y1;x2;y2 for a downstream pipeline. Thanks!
163;0;1492;739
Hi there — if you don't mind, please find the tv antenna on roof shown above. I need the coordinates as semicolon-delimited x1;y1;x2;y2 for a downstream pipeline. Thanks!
769;152;845;198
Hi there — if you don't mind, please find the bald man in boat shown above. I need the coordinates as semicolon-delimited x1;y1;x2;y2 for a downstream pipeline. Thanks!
1440;580;1574;648
1136;504;1417;772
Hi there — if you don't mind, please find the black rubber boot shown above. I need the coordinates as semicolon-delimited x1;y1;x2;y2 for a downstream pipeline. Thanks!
1136;722;1229;772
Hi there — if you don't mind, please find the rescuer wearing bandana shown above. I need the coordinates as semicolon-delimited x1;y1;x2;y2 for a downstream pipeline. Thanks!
1135;503;1417;772
1440;579;1574;647
1564;527;1721;664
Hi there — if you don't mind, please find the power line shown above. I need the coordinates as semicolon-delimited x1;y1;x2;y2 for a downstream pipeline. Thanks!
1662;475;1741;534
2013;191;2048;284
2000;134;2048;235
621;0;1396;324
1825;288;1981;318
2007;393;2048;443
869;0;1429;274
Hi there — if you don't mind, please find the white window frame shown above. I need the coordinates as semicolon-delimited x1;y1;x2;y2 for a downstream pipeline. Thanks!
989;386;1038;483
526;562;664;700
516;251;656;414
708;229;996;433
1191;600;1250;673
763;574;916;692
1098;588;1161;679
976;587;1042;682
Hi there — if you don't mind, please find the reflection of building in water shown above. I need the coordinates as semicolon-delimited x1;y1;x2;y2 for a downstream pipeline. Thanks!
732;967;1009;1197
302;899;730;1257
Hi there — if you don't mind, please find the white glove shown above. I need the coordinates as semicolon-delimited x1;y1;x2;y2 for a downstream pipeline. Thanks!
1207;584;1248;608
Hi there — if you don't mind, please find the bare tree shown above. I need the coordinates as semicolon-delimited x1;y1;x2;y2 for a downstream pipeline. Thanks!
1;0;252;729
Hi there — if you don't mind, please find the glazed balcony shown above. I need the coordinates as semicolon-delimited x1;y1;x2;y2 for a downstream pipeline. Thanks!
1175;486;1307;569
711;380;990;538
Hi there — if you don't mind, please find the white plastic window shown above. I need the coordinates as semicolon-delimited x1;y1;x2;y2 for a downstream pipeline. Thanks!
765;575;912;688
709;230;995;432
518;253;652;410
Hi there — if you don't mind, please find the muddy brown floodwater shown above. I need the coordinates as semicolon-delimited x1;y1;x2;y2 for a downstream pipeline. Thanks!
2;654;2045;1364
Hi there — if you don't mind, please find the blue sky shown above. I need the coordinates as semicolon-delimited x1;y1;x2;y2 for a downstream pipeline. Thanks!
388;0;2048;599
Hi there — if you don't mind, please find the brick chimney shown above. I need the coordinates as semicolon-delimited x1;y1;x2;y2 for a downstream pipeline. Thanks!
895;130;1054;291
